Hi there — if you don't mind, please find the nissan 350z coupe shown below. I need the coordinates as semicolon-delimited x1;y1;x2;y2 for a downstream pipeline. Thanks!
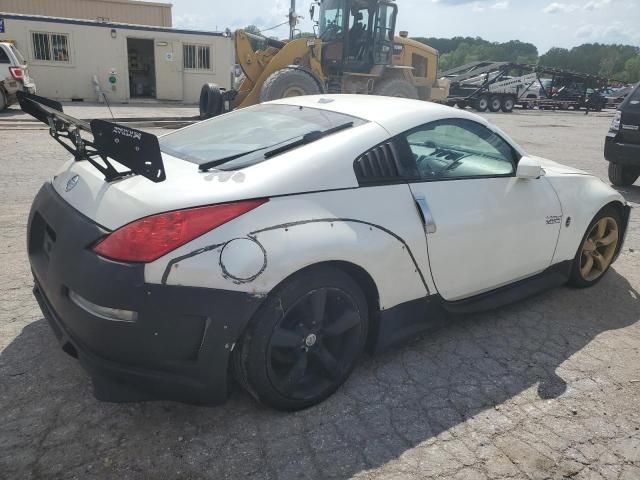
21;92;630;411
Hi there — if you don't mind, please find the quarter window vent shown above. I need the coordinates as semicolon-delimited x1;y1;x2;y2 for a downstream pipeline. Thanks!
354;142;404;184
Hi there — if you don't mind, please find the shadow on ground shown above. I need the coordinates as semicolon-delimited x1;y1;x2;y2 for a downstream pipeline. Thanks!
1;269;639;479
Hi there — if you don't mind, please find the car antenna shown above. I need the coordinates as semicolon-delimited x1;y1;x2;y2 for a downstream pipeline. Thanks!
101;91;115;120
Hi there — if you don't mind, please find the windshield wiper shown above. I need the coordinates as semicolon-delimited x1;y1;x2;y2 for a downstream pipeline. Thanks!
198;122;355;172
264;122;353;159
199;145;271;172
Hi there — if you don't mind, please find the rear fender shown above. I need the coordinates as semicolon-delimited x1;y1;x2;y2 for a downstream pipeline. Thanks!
145;187;432;310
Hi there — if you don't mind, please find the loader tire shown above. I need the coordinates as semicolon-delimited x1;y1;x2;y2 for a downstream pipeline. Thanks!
373;78;418;99
199;83;224;119
259;68;322;102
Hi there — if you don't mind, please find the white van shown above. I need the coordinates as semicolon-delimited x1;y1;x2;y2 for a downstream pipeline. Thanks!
0;42;36;111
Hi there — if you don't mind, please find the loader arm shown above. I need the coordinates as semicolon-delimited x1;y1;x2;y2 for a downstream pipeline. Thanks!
233;30;325;109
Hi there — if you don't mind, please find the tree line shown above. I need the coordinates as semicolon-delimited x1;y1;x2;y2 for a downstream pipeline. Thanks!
412;36;640;83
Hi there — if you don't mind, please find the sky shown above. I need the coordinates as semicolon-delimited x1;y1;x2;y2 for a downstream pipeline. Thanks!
167;0;640;54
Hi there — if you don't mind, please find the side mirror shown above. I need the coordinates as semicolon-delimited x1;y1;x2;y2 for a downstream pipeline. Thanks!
309;4;316;21
516;156;544;179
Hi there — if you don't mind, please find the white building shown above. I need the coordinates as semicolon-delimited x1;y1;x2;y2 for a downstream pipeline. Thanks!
0;12;233;103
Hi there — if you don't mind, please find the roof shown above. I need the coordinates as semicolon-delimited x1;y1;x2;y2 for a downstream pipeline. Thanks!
269;94;484;136
0;12;226;37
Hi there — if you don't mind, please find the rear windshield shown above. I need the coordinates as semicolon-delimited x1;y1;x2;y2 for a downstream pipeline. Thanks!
159;104;366;168
10;44;25;64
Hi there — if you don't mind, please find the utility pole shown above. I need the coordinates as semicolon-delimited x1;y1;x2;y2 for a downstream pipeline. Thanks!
289;0;296;39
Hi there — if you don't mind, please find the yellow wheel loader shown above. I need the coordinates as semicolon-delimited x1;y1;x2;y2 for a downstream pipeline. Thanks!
199;0;449;118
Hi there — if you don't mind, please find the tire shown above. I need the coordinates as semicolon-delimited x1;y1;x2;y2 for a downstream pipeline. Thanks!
608;162;639;187
259;68;322;103
233;265;369;411
373;78;418;99
199;83;223;120
472;95;489;112
501;96;515;113
0;88;7;112
456;100;468;109
568;206;622;288
489;95;502;112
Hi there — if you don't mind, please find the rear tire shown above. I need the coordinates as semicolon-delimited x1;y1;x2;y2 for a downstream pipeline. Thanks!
373;78;418;99
501;96;515;113
608;162;639;187
568;206;621;288
233;265;369;411
489;95;502;112
199;83;223;119
259;68;322;103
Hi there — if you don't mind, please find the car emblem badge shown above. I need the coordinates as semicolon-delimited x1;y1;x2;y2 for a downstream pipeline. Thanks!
65;175;79;192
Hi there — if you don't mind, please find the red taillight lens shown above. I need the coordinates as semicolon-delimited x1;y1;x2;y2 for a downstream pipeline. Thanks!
9;67;24;80
93;199;267;263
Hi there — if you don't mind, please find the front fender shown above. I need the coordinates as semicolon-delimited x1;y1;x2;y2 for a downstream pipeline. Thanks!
547;174;627;264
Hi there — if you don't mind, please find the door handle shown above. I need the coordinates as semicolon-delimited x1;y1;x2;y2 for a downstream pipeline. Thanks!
413;194;437;234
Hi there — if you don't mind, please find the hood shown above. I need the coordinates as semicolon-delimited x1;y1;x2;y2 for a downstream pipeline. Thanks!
531;156;592;177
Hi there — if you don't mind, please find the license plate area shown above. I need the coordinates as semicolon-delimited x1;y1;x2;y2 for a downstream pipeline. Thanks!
29;212;57;261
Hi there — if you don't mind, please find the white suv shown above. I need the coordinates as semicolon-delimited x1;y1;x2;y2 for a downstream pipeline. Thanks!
0;42;36;111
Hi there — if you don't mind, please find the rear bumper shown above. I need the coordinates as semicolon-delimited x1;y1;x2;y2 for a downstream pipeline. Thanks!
28;183;263;404
605;136;640;166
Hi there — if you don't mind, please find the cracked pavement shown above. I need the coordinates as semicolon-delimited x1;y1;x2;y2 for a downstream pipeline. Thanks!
1;105;640;479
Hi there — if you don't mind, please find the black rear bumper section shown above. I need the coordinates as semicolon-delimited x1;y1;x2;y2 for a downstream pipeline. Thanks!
28;183;263;404
605;136;640;166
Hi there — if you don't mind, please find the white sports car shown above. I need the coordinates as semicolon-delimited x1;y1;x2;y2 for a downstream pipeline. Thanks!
21;92;630;410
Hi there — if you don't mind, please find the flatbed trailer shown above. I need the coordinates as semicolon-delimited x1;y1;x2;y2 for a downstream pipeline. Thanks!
441;62;611;113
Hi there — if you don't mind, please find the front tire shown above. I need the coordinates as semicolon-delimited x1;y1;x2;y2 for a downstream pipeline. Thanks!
233;266;369;411
501;96;515;113
608;162;639;187
259;68;322;103
373;78;418;99
568;206;621;288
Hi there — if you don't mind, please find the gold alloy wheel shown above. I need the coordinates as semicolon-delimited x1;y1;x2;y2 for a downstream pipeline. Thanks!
579;217;619;281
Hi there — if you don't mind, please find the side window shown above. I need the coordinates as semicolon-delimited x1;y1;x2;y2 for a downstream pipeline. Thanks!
403;119;518;180
0;47;10;64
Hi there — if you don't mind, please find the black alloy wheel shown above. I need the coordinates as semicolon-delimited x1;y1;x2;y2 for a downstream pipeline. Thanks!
233;265;368;411
266;287;363;401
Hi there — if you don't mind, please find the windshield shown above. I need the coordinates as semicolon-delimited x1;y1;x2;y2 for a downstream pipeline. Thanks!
159;103;366;168
10;44;25;65
319;0;345;40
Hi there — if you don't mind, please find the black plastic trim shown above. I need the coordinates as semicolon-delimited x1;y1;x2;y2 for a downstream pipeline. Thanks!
371;260;573;353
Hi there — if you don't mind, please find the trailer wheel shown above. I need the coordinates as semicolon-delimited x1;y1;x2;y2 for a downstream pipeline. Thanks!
472;95;489;112
260;68;322;102
373;78;418;99
489;95;502;112
199;83;224;119
501;96;515;113
456;101;468;109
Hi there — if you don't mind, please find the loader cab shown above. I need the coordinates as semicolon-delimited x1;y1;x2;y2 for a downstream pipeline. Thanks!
318;0;398;74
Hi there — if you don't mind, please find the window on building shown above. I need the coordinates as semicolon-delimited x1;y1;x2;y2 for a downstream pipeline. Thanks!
183;44;211;70
32;32;70;62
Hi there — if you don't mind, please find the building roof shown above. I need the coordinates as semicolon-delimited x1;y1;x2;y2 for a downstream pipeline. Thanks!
0;11;226;37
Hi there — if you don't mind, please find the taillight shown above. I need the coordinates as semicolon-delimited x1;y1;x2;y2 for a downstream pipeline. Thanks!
610;110;621;133
93;199;267;263
9;67;24;80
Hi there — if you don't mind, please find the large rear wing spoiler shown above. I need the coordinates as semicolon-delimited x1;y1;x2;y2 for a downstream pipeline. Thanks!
17;91;166;183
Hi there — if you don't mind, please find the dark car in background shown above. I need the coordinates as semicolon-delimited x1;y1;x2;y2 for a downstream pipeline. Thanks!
605;82;640;186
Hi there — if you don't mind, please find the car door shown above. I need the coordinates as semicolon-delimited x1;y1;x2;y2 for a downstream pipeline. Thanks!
402;118;562;301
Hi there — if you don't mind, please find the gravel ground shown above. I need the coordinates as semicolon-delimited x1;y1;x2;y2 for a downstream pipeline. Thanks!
1;104;640;480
